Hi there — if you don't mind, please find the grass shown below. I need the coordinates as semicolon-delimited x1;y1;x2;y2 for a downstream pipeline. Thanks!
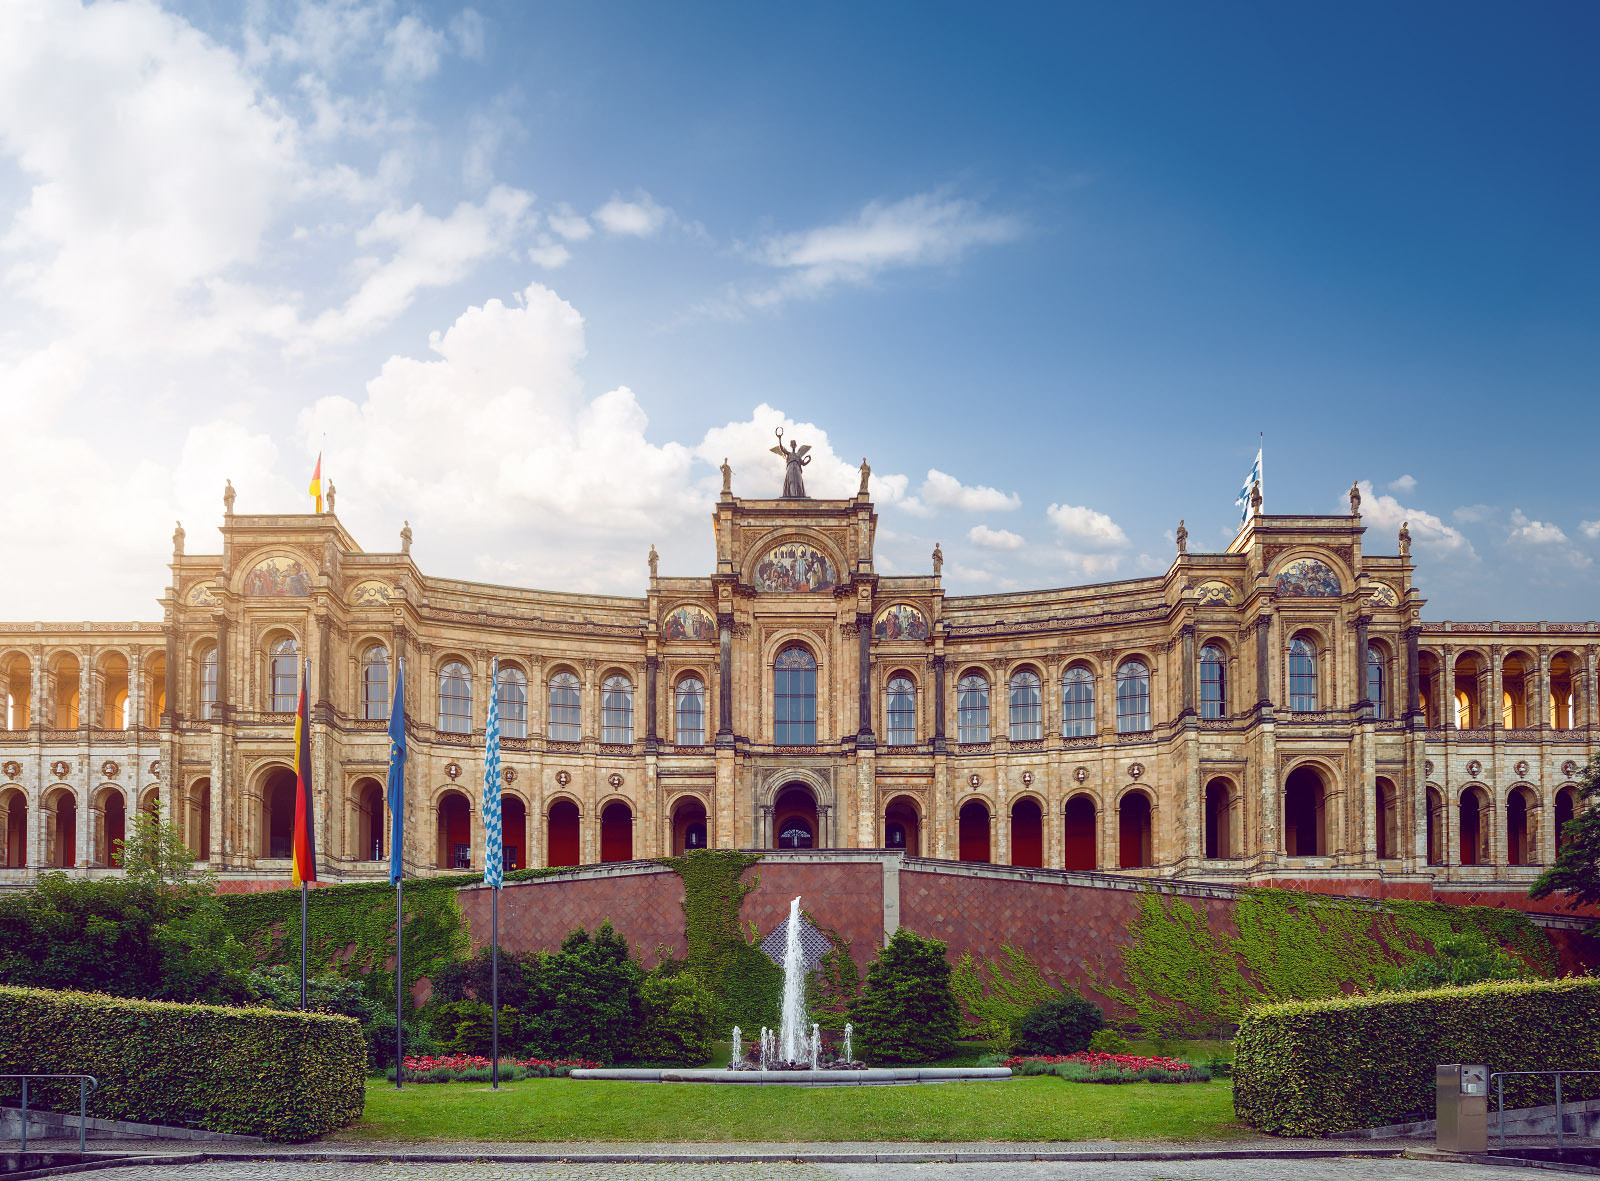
336;1076;1250;1143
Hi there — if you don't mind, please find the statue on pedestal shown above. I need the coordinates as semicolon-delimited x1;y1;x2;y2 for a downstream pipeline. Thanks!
770;428;811;498
648;545;659;579
932;542;944;576
223;480;235;516
173;521;185;556
401;521;413;555
1175;519;1187;555
720;457;732;496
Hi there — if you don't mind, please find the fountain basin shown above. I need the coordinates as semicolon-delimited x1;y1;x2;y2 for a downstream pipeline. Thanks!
570;1067;1011;1086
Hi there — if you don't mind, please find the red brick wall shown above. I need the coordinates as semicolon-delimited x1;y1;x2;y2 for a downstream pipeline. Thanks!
740;860;885;975
458;867;687;967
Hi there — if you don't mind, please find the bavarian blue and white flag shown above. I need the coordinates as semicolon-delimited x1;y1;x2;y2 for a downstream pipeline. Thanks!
482;657;503;889
1235;447;1263;524
386;656;407;886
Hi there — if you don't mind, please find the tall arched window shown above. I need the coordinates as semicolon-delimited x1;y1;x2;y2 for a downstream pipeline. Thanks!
957;673;990;744
1367;645;1386;718
268;637;299;712
1115;660;1151;733
601;675;634;744
675;676;706;745
1199;645;1226;720
496;665;528;738
437;661;472;733
361;644;389;720
199;645;218;720
773;646;817;744
1289;637;1318;711
548;672;581;742
886;675;916;746
1009;670;1042;740
1062;666;1095;737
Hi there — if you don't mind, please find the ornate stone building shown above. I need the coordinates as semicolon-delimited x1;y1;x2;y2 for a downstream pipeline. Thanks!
1;468;1594;902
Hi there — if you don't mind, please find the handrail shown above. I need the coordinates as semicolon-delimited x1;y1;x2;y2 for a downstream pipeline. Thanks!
0;1073;99;1154
1489;1068;1600;1151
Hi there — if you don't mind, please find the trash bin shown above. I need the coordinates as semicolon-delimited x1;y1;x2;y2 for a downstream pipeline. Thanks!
1437;1063;1488;1152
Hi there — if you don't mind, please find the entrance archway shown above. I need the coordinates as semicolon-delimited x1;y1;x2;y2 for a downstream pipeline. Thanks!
97;786;126;868
48;788;77;867
600;800;633;862
1118;790;1152;868
261;767;296;859
1204;778;1233;859
671;796;707;855
957;799;990;863
774;784;818;849
1064;794;1096;870
437;790;471;869
1010;797;1043;867
884;795;920;855
1284;765;1327;857
1556;786;1579;855
354;777;384;862
503;795;527;870
1507;787;1534;866
1;788;25;867
547;798;580;867
1460;786;1490;865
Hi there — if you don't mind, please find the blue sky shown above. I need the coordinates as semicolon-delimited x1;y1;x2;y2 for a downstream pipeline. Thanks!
1;0;1596;620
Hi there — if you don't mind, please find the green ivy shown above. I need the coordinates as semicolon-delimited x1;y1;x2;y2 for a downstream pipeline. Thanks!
949;944;1063;1034
806;924;861;1031
657;850;780;1033
1102;886;1558;1036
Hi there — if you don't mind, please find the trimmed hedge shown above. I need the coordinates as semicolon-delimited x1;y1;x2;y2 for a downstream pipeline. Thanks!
0;985;366;1142
1234;977;1600;1136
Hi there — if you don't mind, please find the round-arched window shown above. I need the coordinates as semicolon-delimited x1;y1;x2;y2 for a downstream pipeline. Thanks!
1115;660;1151;733
957;674;990;744
361;644;389;721
675;676;706;745
268;637;299;712
773;647;817;744
496;665;527;738
1062;666;1094;737
548;672;581;742
1009;670;1042;740
602;675;634;744
1199;645;1226;720
437;661;472;733
886;675;916;746
1289;637;1318;711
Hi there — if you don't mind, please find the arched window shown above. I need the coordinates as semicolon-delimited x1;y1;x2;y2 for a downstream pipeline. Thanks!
548;672;581;742
1367;645;1386;718
361;644;389;721
496;665;527;739
1062;666;1095;737
773;646;817;744
675;676;706;745
1288;637;1318;712
1008;670;1042;740
437;661;472;733
268;637;299;712
957;674;990;744
1199;645;1226;720
199;645;218;720
601;675;634;744
1115;660;1150;733
885;675;916;746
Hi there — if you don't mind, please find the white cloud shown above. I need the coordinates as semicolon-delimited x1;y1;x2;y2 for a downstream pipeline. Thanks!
1453;504;1493;524
547;204;593;241
1388;474;1417;494
450;8;486;60
1581;521;1600;540
920;470;1021;513
383;13;446;83
1509;510;1568;546
1353;481;1474;558
528;237;571;269
695;404;911;507
740;191;1020;308
968;525;1024;550
305;185;532;343
593;192;671;237
1046;503;1129;550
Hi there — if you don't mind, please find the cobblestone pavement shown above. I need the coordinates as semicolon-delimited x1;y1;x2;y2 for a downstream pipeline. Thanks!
60;1158;1565;1180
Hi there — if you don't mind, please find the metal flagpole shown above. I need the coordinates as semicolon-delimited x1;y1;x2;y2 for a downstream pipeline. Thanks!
390;655;408;1088
491;888;500;1089
395;876;403;1088
300;881;308;1010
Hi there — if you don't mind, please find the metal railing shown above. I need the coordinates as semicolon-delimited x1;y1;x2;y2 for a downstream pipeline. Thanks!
2;1073;99;1154
1491;1069;1600;1150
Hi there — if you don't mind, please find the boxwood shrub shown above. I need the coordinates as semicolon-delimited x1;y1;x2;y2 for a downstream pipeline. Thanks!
0;985;366;1142
1234;977;1600;1137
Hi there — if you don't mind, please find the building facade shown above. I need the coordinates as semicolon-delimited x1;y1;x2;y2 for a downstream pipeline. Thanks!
1;472;1594;899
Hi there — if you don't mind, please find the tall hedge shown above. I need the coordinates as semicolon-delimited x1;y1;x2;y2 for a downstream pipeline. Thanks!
1234;977;1600;1136
0;986;366;1142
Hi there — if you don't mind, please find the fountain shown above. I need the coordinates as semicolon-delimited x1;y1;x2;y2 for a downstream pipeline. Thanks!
570;892;1009;1084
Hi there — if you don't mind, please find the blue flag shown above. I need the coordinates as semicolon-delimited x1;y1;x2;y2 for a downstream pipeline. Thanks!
1235;447;1263;525
387;656;407;885
483;657;503;888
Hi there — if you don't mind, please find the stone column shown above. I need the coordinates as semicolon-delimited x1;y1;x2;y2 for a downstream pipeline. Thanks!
29;652;42;732
1490;647;1504;732
78;653;91;732
1405;627;1421;723
215;616;231;719
1355;618;1371;716
931;655;946;753
716;613;734;745
1180;627;1195;717
1443;648;1458;729
1535;649;1551;733
645;655;659;750
857;613;873;745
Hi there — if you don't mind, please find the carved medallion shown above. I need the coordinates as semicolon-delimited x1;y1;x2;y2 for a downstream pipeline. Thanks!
349;580;394;607
1021;770;1034;786
1194;581;1237;606
1466;759;1482;778
445;762;461;780
1;761;19;779
1129;762;1145;780
50;759;71;778
968;773;981;788
1425;759;1434;776
1564;760;1579;778
1515;760;1529;778
608;773;624;788
556;770;571;786
101;760;120;779
1074;766;1089;783
502;767;516;784
149;760;161;778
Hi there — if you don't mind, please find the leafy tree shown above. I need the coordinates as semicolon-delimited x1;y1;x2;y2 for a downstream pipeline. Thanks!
248;964;399;1067
517;921;643;1063
849;928;960;1064
1378;930;1527;992
115;813;210;894
636;969;717;1064
1012;994;1105;1055
1531;754;1600;926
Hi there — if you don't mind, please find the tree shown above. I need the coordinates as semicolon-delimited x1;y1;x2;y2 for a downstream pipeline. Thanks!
1530;754;1600;926
1378;930;1527;992
849;928;960;1064
115;812;210;894
1012;995;1105;1055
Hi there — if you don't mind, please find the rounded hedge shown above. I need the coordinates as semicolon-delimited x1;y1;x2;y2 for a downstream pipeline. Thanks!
1012;995;1105;1056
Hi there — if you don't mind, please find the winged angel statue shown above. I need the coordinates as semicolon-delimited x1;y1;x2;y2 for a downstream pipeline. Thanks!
770;427;812;498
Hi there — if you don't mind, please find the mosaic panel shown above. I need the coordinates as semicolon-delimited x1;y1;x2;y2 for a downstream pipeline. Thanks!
753;543;836;593
873;604;929;640
1274;558;1341;599
242;556;311;597
663;604;716;641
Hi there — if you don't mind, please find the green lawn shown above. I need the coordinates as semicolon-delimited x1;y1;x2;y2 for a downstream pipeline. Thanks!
336;1076;1250;1143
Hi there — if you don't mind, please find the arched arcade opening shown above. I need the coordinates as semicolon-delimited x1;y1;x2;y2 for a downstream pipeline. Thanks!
547;798;580;867
1064;794;1096;870
1010;797;1043;868
1284;765;1328;857
600;800;634;862
884;795;920;855
774;783;818;849
957;798;990;863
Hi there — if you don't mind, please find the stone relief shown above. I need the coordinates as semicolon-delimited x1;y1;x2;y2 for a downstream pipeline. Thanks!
350;580;394;606
1194;581;1237;606
1368;582;1400;607
186;581;219;607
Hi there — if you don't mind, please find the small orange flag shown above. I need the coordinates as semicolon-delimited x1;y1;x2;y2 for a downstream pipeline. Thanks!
308;453;323;513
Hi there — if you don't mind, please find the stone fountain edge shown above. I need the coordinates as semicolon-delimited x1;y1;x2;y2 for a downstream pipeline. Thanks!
569;1067;1013;1085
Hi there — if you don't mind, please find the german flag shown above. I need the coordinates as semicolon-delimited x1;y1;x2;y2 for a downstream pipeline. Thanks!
309;453;323;513
291;660;318;885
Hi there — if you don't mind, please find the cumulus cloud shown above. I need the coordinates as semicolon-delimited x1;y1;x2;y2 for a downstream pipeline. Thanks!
1582;521;1600;540
968;525;1024;550
920;470;1021;513
1388;474;1417;493
1352;481;1475;558
547;204;593;241
450;8;486;60
1046;503;1129;550
593;192;671;237
528;236;572;269
1453;504;1493;524
696;404;911;506
1508;509;1568;546
383;13;446;82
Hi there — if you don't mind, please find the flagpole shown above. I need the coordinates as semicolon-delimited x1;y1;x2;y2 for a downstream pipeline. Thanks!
390;655;408;1089
300;880;308;1010
395;874;403;1088
491;886;500;1090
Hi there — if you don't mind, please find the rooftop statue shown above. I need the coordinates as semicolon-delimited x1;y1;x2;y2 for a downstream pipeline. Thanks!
770;427;811;498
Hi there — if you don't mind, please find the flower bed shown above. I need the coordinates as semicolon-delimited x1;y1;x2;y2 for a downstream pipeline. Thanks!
392;1053;600;1083
1003;1051;1209;1084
